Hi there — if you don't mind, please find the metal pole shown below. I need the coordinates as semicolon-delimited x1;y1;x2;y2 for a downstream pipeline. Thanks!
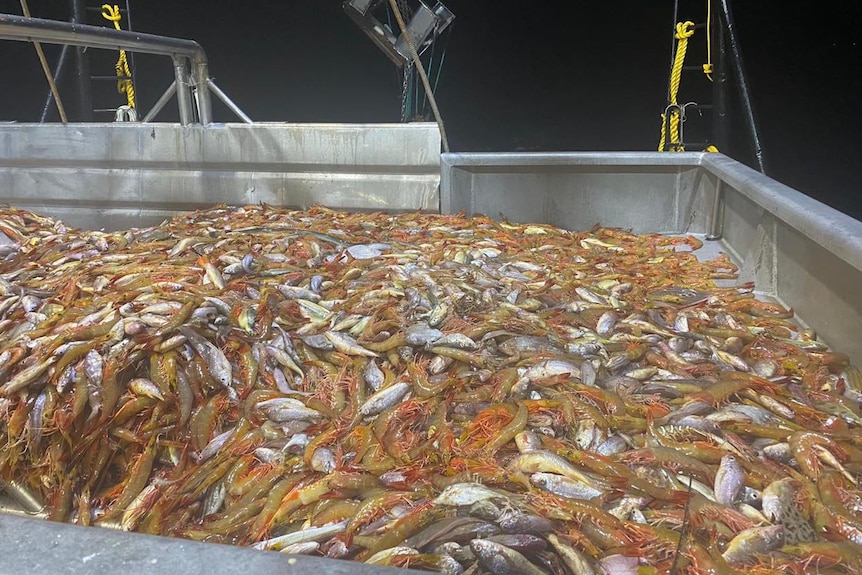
40;43;70;122
173;57;193;126
717;0;767;174
123;0;138;95
141;80;177;122
191;59;212;126
1;12;215;125
69;0;92;121
0;13;207;59
711;5;729;151
206;79;252;124
706;180;724;241
667;0;680;105
20;0;68;123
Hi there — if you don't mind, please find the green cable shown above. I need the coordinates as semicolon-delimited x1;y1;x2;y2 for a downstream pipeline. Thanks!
420;34;437;117
431;25;452;107
432;49;446;95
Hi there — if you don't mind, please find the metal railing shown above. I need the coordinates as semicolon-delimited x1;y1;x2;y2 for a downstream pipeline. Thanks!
0;13;252;125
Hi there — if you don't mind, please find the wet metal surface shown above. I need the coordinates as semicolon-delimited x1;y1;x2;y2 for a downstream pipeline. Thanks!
0;513;410;575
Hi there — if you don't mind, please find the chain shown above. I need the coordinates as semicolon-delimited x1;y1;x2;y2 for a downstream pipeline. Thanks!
400;62;413;122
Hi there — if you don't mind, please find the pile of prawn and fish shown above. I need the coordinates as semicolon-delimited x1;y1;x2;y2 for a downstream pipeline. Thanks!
1;204;861;575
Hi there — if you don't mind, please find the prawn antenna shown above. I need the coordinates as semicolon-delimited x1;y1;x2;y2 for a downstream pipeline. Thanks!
669;475;693;574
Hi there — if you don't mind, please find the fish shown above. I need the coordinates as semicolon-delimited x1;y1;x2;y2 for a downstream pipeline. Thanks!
324;330;378;357
529;472;604;500
433;483;512;507
762;479;817;545
714;454;745;506
0;204;858;575
252;520;349;551
470;539;547;575
721;525;785;564
358;381;411;417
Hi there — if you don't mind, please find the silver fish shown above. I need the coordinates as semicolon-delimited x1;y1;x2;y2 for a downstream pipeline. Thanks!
405;323;445;346
179;326;232;388
434;483;511;507
515;431;543;453
470;539;547;575
363;359;385;392
276;284;321;302
595;311;617;336
429;333;478;351
258;398;324;423
199;429;233;462
529;472;604;500
358;381;411;417
714;454;745;506
252;520;349;551
310;447;336;473
83;349;104;387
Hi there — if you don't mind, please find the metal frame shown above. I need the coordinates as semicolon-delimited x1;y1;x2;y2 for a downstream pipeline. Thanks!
1;148;861;570
441;151;862;366
343;0;454;68
717;0;766;173
0;122;442;230
0;12;212;125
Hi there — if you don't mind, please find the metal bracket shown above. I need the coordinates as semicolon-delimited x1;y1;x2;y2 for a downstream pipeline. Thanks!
114;105;138;122
344;0;453;67
706;179;724;241
662;102;705;152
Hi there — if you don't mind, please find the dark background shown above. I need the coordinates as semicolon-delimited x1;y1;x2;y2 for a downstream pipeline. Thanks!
2;2;861;220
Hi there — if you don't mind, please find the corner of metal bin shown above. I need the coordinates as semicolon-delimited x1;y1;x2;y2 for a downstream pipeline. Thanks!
0;514;414;575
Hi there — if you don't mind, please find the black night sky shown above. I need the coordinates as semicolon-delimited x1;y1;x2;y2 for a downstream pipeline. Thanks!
2;2;861;220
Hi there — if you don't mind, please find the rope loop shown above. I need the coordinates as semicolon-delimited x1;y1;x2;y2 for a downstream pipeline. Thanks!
675;21;695;40
101;4;135;109
101;4;122;25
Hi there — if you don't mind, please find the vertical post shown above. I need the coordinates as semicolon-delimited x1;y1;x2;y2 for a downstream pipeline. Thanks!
173;56;193;126
70;0;93;121
124;0;138;93
717;0;767;174
191;58;212;125
706;180;724;241
40;44;70;123
667;0;680;105
711;5;729;152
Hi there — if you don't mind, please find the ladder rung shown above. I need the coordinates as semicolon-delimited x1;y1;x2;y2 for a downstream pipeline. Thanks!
680;143;714;149
86;6;127;12
91;75;133;80
93;108;123;113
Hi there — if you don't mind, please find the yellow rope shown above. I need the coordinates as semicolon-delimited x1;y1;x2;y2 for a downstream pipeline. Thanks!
101;4;135;109
658;21;695;152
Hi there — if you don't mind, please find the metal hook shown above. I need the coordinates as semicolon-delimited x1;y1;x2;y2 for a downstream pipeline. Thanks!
115;105;139;122
681;101;700;120
663;104;684;151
